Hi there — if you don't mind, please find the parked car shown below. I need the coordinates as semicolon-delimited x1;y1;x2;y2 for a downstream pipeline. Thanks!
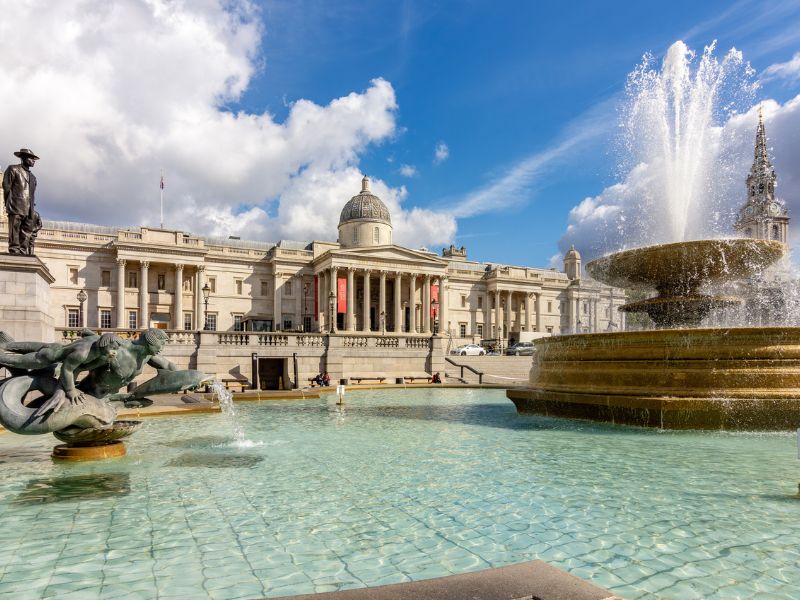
452;344;486;356
506;341;535;356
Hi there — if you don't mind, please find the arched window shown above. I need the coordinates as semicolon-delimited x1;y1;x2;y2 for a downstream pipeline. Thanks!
772;225;780;241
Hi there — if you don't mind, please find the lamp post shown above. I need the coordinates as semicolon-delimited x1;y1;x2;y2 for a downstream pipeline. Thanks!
303;283;308;332
76;289;87;329
431;298;439;336
328;291;336;334
202;282;211;330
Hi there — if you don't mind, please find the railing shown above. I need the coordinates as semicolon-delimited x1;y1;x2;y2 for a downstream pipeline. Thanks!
343;336;369;348
55;327;199;346
405;337;430;349
445;357;484;384
375;337;400;348
256;334;289;346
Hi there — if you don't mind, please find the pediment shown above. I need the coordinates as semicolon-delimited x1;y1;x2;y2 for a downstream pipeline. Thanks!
321;245;447;270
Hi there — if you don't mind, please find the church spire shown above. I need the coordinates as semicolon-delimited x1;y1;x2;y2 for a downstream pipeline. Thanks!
752;105;772;175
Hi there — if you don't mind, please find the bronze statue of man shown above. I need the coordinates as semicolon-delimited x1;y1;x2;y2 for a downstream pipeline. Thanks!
2;148;39;255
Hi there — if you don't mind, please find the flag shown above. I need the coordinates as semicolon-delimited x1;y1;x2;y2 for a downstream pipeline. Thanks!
160;175;165;190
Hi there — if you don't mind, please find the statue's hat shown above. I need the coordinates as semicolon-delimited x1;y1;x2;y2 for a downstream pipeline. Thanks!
13;148;39;160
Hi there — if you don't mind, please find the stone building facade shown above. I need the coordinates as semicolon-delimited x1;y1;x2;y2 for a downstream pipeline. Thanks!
0;174;623;384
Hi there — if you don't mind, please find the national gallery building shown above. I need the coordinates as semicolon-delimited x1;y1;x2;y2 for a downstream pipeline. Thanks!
0;176;624;349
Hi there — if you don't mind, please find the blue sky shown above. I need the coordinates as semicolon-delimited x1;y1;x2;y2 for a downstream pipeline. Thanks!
234;0;800;266
1;0;799;268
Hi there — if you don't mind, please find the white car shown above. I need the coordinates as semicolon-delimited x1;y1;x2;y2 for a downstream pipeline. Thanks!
452;344;486;356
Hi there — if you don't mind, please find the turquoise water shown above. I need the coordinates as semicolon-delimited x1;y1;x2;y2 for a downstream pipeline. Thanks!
0;388;798;599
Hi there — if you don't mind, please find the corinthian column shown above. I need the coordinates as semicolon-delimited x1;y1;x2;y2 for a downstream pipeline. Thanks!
422;275;431;334
393;272;402;332
439;277;448;337
379;270;386;332
408;274;417;333
195;266;205;329
346;267;355;331
362;269;371;332
140;261;150;330
173;264;184;329
116;259;126;328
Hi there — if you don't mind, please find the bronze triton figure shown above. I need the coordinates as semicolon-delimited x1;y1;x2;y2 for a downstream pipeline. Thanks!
2;148;42;255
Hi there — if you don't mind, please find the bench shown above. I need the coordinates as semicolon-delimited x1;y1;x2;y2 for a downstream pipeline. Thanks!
222;378;250;393
307;377;332;387
350;376;386;384
403;375;433;384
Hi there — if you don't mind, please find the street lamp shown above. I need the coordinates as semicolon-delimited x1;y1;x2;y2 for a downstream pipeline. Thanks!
202;282;211;330
303;283;309;332
431;298;439;336
328;291;336;333
76;289;87;329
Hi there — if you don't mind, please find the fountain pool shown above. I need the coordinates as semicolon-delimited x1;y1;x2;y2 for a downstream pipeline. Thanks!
0;388;798;599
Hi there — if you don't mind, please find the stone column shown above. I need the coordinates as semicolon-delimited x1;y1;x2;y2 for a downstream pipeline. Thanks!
139;261;149;329
408;274;417;333
330;267;338;332
362;269;371;332
422;275;431;334
535;292;543;332
575;297;581;333
195;266;205;329
379;270;386;332
505;290;512;340
317;271;326;332
439;277;448;337
485;291;492;341
494;290;501;339
173;264;184;330
346;267;355;331
116;259;126;328
273;271;282;330
393;272;402;332
524;292;531;331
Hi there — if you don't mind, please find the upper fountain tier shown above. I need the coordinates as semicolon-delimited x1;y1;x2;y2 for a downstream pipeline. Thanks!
586;239;785;327
587;239;785;293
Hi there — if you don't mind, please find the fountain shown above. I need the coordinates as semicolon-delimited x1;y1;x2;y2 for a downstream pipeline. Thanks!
0;328;210;459
507;42;800;430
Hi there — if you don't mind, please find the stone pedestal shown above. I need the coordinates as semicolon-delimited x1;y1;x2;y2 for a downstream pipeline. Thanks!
0;254;55;343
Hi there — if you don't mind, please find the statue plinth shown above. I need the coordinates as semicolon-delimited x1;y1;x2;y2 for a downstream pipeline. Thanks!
0;254;55;342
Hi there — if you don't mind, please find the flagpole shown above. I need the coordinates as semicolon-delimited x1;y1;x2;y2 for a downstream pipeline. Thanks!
160;170;164;229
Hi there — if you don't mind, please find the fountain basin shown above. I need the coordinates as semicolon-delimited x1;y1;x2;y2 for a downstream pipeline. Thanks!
507;327;800;429
586;239;786;327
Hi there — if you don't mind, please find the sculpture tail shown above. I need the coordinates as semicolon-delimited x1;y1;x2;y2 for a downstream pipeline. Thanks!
0;331;14;349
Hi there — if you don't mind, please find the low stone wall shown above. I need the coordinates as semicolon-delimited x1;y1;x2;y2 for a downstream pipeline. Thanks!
55;328;445;389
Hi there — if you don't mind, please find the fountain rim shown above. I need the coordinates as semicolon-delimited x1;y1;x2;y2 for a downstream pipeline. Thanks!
585;238;786;290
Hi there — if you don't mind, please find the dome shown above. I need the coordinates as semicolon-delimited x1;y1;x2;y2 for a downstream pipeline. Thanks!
339;176;391;226
565;245;581;260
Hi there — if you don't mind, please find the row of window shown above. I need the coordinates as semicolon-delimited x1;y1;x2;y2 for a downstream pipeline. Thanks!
64;310;315;332
453;323;556;337
67;268;311;299
458;294;556;314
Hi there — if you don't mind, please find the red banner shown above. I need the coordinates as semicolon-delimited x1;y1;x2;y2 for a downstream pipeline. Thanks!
431;284;439;317
337;277;347;313
314;275;319;316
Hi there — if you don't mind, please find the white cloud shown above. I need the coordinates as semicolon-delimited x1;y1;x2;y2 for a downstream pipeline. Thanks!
559;95;800;261
0;0;454;249
434;142;449;164
399;164;417;177
763;52;800;82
